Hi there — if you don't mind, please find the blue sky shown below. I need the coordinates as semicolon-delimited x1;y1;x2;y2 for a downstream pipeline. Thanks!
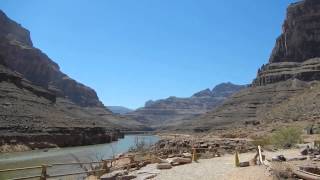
0;0;298;109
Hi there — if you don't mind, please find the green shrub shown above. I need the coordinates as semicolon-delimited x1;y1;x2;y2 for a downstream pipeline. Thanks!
270;127;302;149
251;136;271;147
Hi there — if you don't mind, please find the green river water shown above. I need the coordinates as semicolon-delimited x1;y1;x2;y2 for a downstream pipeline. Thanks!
0;135;159;180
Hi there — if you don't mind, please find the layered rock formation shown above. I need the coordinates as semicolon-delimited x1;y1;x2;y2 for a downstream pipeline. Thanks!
0;62;125;150
0;10;102;107
253;58;320;86
183;0;320;132
127;83;246;128
0;10;146;150
269;0;320;63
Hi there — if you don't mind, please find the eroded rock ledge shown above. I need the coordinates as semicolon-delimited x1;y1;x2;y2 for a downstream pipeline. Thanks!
253;58;320;86
0;127;124;152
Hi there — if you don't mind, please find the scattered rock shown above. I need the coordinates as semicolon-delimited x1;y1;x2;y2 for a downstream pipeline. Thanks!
113;157;133;168
239;161;250;167
117;175;136;180
100;170;128;180
156;163;172;169
287;157;307;161
300;147;309;156
182;152;192;158
136;174;157;180
171;157;192;165
272;155;286;162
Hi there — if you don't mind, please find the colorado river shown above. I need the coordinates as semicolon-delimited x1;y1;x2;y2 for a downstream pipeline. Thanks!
0;134;159;179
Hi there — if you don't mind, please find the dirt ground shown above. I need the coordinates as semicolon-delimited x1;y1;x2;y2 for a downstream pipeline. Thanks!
154;149;300;180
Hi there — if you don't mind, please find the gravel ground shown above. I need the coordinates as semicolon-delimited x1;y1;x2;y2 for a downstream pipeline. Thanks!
154;149;300;180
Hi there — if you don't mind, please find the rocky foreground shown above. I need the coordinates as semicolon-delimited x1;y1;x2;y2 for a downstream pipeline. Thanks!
87;132;320;180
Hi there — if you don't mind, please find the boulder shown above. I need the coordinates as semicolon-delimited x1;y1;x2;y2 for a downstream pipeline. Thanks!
156;163;172;169
168;157;192;165
272;155;286;162
155;158;169;164
113;157;133;168
136;164;160;175
287;157;307;161
100;170;127;180
301;147;309;156
239;161;250;167
182;152;192;158
117;175;137;180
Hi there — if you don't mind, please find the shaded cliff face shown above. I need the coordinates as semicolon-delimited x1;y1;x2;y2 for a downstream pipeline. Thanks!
0;60;146;132
183;0;320;132
270;0;320;63
0;10;148;150
0;10;102;107
127;83;246;128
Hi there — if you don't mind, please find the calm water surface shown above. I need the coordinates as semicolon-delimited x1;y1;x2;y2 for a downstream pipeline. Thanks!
0;135;159;179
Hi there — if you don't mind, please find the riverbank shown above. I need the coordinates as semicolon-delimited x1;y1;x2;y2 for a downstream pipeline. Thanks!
0;135;159;179
0;127;124;153
92;134;316;180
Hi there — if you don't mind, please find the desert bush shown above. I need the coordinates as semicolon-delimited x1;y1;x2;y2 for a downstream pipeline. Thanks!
270;127;302;149
128;136;150;153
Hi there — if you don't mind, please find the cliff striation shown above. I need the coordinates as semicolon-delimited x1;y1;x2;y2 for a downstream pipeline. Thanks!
183;0;320;132
0;10;102;107
0;10;146;151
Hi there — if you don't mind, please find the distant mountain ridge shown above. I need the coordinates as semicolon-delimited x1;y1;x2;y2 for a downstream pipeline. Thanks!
108;106;133;114
127;82;247;128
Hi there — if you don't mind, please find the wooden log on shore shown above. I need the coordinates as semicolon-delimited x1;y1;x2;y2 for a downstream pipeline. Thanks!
293;169;320;180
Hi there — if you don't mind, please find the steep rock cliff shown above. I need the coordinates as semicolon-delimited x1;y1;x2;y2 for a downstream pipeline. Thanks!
183;0;320;132
0;10;102;107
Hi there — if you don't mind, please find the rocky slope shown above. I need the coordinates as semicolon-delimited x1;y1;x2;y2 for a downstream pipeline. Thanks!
127;83;246;128
182;0;320;132
0;61;124;150
0;10;146;150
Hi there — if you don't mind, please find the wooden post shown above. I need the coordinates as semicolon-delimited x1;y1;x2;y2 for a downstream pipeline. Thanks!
97;160;109;178
192;148;198;162
235;151;240;167
102;160;110;173
258;146;263;165
40;164;47;180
